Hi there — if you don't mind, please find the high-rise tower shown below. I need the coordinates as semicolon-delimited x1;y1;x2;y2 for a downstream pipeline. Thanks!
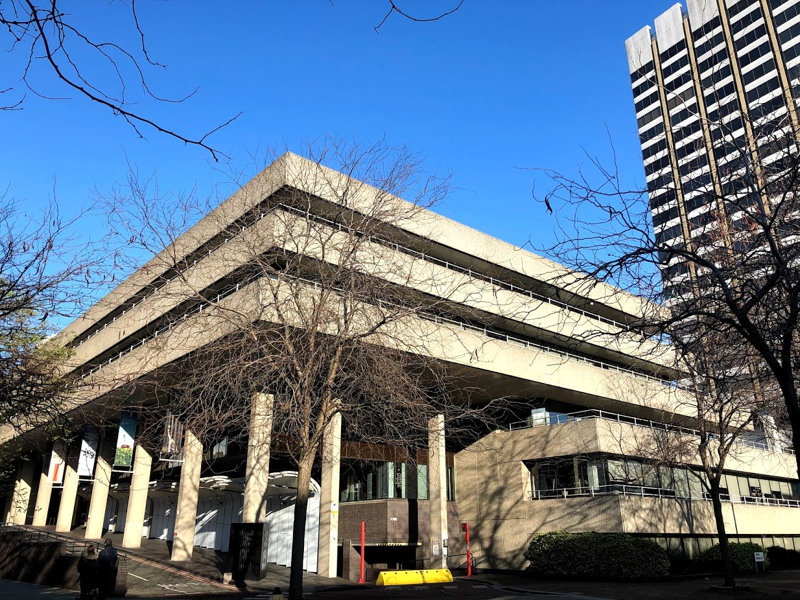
626;0;800;299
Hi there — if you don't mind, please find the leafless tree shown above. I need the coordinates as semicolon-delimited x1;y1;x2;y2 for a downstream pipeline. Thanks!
0;191;108;439
531;100;800;584
100;141;500;598
2;1;462;158
604;331;774;586
534;110;800;472
0;0;243;159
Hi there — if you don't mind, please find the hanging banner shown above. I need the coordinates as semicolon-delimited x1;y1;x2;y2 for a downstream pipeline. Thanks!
114;411;138;468
48;441;67;485
160;413;184;466
77;426;100;478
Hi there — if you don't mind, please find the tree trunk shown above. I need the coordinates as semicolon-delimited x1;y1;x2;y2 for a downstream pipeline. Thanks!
776;371;800;477
288;455;313;600
791;418;800;478
709;482;736;588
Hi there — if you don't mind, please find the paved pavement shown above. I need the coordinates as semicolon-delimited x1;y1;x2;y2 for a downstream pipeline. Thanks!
6;569;800;599
302;571;800;600
7;569;800;600
0;576;606;599
0;578;77;598
7;527;800;598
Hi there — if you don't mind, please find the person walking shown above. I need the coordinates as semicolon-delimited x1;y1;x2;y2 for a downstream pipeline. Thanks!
97;538;118;599
77;544;99;600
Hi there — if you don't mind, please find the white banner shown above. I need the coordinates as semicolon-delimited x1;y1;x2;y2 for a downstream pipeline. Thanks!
161;413;184;459
48;441;66;485
114;411;138;468
77;426;100;478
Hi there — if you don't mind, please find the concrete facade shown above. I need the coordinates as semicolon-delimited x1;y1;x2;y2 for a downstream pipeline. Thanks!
1;153;798;576
455;418;800;568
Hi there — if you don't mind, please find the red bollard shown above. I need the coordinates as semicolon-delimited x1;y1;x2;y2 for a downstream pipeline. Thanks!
461;522;472;577
359;521;366;584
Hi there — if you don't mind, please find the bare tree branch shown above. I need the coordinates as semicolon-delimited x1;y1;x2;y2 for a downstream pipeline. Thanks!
374;0;464;32
0;1;239;159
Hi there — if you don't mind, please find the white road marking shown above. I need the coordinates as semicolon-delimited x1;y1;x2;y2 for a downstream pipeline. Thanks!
128;572;148;581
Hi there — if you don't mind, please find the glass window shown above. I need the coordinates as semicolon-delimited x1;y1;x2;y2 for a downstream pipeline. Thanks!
446;466;455;501
642;464;661;488
688;471;706;499
210;437;228;459
416;464;429;500
534;459;576;496
673;467;691;498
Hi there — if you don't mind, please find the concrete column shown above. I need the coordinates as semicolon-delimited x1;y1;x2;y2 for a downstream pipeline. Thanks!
55;453;80;533
243;392;273;523
317;411;342;577
32;453;54;527
85;453;113;540
5;461;35;525
122;444;152;549
171;429;203;561
427;414;448;569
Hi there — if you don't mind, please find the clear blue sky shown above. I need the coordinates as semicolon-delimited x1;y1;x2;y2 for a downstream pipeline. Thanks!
1;0;678;253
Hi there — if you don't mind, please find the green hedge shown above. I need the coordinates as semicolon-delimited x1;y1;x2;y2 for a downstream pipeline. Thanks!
700;542;768;572
524;531;670;580
767;546;800;569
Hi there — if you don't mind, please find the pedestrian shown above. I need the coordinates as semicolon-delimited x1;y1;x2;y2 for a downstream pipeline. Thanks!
77;544;99;600
97;538;118;599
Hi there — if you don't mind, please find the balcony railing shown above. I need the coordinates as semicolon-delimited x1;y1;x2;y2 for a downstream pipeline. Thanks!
79;273;679;396
532;484;677;500
509;408;795;455
73;202;642;350
530;485;800;508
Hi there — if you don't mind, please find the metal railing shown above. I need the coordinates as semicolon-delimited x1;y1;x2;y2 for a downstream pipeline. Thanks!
73;201;646;351
71;207;281;348
78;267;678;393
277;203;643;333
529;485;800;508
419;313;681;390
532;484;678;500
508;408;795;455
79;275;264;379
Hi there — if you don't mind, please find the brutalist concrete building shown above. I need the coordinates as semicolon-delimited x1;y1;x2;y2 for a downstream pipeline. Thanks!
2;154;798;576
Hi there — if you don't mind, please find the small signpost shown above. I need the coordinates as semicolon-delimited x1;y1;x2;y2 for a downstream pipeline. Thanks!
754;551;766;573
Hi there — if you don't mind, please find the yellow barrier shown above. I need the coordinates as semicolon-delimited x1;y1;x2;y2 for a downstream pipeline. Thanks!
375;569;454;586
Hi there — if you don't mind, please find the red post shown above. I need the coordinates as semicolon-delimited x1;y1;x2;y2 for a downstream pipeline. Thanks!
462;522;472;577
359;521;366;584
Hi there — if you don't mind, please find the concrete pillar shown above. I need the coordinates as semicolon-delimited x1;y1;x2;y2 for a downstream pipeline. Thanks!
122;444;152;549
55;453;80;533
243;392;273;523
5;461;35;525
32;454;54;527
171;429;203;561
85;453;113;540
317;411;342;577
427;414;448;569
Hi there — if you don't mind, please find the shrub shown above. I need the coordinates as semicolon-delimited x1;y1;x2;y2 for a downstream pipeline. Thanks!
699;542;768;572
767;545;800;569
524;531;670;580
